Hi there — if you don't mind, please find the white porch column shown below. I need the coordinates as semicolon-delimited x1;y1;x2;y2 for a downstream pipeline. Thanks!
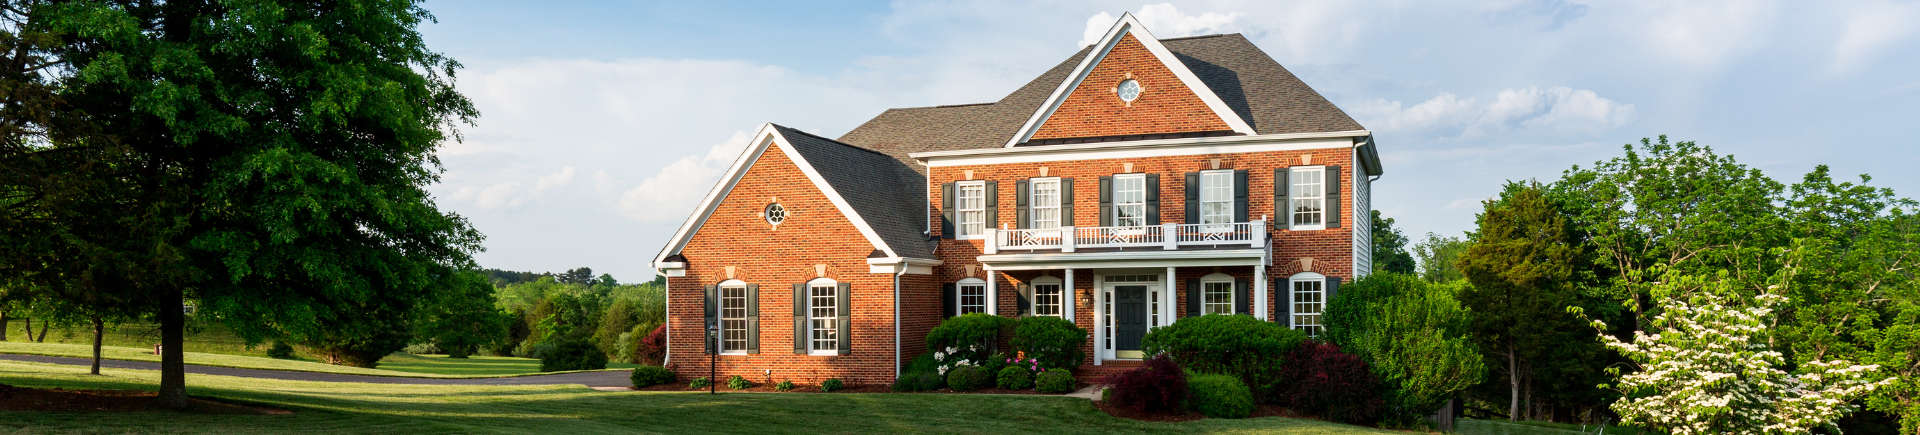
1064;268;1076;322
1092;273;1104;366
985;265;998;316
1164;266;1177;327
1254;264;1268;321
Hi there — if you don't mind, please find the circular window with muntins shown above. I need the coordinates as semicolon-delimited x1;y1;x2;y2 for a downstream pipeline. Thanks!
1116;79;1142;102
764;203;786;225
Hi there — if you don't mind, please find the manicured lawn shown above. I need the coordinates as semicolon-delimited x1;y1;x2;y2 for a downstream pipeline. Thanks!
0;360;1389;434
1458;418;1643;435
5;320;267;357
0;342;637;378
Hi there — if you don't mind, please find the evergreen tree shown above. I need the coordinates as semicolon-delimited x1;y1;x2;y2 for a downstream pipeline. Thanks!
1370;210;1416;275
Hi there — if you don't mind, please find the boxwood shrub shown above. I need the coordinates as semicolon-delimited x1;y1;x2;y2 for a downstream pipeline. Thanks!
1011;316;1087;370
996;366;1035;390
775;380;795;392
1141;314;1304;400
1035;369;1077;394
926;314;1010;364
1188;373;1254;418
820;378;845;392
629;366;676;388
688;377;711;389
946;365;992;391
537;336;610;372
727;375;753;390
892;371;945;392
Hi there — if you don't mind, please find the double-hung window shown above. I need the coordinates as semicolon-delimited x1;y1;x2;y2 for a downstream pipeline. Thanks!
1290;167;1326;230
1290;274;1325;337
957;182;986;238
957;279;987;315
1113;174;1147;227
719;281;749;354
1200;170;1234;232
1032;277;1062;317
1202;277;1234;315
1029;178;1061;229
808;279;839;354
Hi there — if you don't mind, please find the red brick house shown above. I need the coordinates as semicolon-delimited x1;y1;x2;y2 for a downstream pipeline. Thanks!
651;14;1382;386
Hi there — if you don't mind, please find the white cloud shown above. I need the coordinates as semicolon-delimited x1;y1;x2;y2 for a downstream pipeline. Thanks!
1081;3;1242;46
615;131;754;223
1632;1;1778;71
1350;86;1634;139
534;166;575;192
1832;1;1920;75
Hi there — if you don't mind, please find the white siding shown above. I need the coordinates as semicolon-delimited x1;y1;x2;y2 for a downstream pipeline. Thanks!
1352;150;1373;278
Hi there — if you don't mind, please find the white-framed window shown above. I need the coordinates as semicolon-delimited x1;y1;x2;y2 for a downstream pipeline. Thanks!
957;278;987;315
719;280;749;354
1029;178;1062;229
807;278;839;355
1113;174;1147;227
1031;276;1062;317
1290;272;1326;337
1290;167;1326;230
1201;273;1235;315
1200;170;1234;231
957;181;987;239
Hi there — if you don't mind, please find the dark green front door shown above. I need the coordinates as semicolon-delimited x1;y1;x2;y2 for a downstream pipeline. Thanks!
1114;285;1148;352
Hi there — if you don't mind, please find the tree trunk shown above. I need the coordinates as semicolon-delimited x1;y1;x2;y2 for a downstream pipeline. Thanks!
156;287;188;409
21;317;32;341
34;320;49;342
0;310;9;341
1507;343;1519;422
91;315;105;375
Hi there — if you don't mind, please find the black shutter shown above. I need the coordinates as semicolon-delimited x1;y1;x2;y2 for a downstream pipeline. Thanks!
1234;170;1249;223
1184;172;1199;224
1098;176;1113;227
793;283;807;354
1326;165;1342;229
1274;168;1290;229
746;284;760;354
1327;277;1342;309
1015;179;1030;229
1235;278;1251;315
1277;278;1292;327
704;285;719;354
1146;174;1161;225
941;182;956;239
1016;287;1031;317
836;283;852;355
942;283;957;318
1060;178;1075;226
984;181;999;232
1185;279;1201;317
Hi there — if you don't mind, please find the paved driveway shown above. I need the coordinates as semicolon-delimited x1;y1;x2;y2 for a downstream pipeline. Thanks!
0;354;632;388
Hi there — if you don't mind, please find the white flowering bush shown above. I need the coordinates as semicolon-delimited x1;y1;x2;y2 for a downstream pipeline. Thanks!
932;345;984;376
1590;274;1893;434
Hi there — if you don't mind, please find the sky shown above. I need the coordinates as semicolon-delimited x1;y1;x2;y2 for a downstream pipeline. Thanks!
415;0;1920;282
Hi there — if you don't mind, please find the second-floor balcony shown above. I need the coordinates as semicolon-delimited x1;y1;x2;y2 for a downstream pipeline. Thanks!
985;219;1266;254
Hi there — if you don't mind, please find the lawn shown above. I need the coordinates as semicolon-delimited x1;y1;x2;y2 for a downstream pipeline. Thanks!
0;341;639;378
0;360;1391;434
1457;419;1640;435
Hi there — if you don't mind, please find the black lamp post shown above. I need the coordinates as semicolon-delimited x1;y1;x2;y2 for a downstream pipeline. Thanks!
706;323;718;395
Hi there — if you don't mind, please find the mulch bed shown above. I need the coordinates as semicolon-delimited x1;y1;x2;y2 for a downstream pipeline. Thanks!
632;382;1069;395
0;384;289;414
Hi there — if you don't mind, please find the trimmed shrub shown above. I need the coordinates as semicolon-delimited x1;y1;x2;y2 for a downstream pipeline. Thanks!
946;365;992;391
775;380;795;392
630;366;676;388
266;341;297;360
1277;341;1385;425
820;378;844;392
926;314;1010;365
1102;355;1188;414
727;375;753;390
1188;373;1255;418
893;372;944;392
1036;369;1077;394
1142;314;1304;401
1011;316;1087;370
1323;273;1485;424
689;377;711;389
997;366;1035;390
538;337;610;372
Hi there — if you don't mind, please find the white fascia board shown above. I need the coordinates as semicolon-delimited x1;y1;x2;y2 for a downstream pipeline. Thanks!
918;133;1367;168
1001;12;1257;148
978;248;1266;270
652;124;902;266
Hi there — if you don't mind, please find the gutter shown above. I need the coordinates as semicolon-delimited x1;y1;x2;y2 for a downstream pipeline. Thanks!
910;130;1372;160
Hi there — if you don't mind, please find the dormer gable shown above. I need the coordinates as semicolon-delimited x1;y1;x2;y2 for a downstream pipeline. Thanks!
1004;13;1256;147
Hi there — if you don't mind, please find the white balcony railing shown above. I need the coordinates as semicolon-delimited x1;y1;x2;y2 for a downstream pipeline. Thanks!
987;219;1266;254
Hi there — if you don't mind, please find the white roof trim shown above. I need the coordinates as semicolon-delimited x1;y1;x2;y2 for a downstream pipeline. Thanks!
915;130;1369;160
651;123;900;269
1002;12;1257;148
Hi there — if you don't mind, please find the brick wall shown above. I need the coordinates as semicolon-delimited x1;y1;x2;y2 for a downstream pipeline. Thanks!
1030;33;1233;140
669;144;901;386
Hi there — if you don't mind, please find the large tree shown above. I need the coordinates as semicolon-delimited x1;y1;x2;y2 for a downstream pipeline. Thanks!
21;0;479;406
1413;232;1469;283
1370;210;1416;275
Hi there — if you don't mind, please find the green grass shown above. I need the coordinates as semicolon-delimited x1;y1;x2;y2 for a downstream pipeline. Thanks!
0;341;638;378
1457;419;1643;435
0;360;1389;434
5;320;269;357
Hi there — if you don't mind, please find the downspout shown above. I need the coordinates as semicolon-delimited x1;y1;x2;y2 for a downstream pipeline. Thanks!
660;272;671;368
894;264;909;380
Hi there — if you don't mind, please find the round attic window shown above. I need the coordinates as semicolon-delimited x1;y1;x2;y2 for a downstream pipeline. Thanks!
1116;79;1142;102
764;203;787;225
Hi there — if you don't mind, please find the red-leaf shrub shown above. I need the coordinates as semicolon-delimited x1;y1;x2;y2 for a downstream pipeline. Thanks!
1103;355;1189;414
1276;341;1384;425
636;324;667;365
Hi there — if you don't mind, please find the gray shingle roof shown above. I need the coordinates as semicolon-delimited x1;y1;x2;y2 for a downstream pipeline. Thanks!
771;124;935;259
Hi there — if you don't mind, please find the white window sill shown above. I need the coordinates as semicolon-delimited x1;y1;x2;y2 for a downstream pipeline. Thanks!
719;351;748;356
1288;225;1327;231
807;350;839;357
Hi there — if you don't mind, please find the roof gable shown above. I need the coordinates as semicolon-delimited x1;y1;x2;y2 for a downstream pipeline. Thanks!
1003;13;1256;147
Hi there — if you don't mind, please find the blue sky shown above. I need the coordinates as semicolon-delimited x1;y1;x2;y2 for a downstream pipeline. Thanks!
417;1;1920;282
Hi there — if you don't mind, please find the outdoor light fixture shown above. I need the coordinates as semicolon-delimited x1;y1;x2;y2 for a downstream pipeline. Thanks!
706;323;719;395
